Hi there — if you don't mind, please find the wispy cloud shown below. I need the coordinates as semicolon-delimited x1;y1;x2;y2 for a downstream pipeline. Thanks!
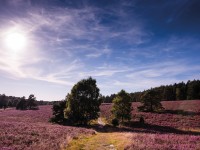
0;0;199;100
0;3;149;85
98;60;200;95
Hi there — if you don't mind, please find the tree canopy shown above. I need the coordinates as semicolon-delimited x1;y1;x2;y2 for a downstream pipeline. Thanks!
27;94;38;110
16;94;38;110
64;77;101;125
138;89;163;112
16;96;27;110
50;100;66;123
101;79;200;103
111;90;132;123
0;94;7;109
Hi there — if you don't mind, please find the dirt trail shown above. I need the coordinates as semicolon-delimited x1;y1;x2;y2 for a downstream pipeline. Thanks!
67;118;132;149
67;132;132;150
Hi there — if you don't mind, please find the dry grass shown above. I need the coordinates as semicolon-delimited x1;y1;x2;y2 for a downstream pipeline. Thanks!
67;132;132;150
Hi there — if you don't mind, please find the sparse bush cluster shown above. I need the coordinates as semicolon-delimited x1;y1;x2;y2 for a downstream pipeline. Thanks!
51;77;200;127
0;94;50;110
51;77;146;127
16;94;38;110
50;77;163;126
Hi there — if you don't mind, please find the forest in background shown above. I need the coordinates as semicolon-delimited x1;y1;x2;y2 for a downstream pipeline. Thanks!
0;79;200;108
101;79;200;103
0;95;52;109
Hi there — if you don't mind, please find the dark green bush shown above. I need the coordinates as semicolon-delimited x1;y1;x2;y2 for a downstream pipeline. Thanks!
139;116;145;125
112;118;119;127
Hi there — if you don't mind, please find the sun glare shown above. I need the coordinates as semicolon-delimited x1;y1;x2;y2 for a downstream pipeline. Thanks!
5;32;27;51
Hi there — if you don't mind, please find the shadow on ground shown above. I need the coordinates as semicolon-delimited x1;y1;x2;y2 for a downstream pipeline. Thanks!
157;109;200;116
86;121;200;136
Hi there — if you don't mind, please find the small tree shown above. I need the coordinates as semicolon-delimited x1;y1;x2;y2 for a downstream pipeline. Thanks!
138;89;163;112
50;100;66;123
0;94;7;109
64;77;101;125
27;94;38;110
16;96;27;110
111;90;132;123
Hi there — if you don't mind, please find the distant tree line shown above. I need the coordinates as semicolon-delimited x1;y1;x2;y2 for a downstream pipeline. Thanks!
101;80;200;103
16;94;38;110
0;94;53;110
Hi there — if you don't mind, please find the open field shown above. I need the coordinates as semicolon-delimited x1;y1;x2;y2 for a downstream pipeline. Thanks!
0;106;95;150
0;100;200;150
101;100;200;129
98;100;200;150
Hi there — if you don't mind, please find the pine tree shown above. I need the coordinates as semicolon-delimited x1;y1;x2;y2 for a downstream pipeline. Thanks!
111;90;132;123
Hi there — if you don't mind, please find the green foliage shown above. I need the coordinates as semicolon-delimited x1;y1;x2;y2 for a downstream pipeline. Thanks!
138;89;163;112
100;94;116;103
102;79;200;102
64;77;101;125
111;118;119;127
130;92;142;102
0;94;7;109
27;94;38;110
111;90;132;123
139;116;145;125
16;94;38;110
187;80;200;100
50;100;66;123
16;96;27;110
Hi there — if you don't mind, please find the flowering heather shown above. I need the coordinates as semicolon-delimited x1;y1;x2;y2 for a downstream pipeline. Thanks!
101;100;200;149
125;133;200;150
0;106;95;150
101;100;200;129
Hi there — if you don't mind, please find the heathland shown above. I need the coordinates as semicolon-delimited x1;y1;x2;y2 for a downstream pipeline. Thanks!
0;100;200;150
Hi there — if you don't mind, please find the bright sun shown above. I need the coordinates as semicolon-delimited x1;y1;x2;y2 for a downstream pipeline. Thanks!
5;32;27;51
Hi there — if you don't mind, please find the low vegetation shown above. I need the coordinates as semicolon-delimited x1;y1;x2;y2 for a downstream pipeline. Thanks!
0;106;95;150
0;77;200;149
0;100;199;149
16;94;38;110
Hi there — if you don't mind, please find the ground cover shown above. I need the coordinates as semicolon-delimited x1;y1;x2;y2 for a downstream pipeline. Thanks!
0;100;200;150
0;106;95;150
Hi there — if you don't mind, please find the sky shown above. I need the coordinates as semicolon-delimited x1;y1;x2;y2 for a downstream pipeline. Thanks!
0;0;200;101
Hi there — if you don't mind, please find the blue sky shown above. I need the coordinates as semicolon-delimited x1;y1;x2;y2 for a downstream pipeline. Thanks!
0;0;199;100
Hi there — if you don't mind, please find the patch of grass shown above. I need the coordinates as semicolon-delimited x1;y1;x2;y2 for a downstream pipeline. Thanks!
180;127;200;132
67;132;132;150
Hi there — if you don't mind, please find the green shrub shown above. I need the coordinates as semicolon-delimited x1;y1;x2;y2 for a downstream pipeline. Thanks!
112;118;119;127
139;116;145;125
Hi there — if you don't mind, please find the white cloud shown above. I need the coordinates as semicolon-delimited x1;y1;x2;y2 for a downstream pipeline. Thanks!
0;2;199;100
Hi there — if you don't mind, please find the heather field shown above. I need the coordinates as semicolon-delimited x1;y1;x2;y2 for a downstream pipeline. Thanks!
0;101;200;150
101;100;200;129
0;106;95;150
100;100;200;150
